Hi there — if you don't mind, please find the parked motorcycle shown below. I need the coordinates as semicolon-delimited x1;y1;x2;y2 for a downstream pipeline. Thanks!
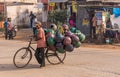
3;25;18;37
12;25;18;37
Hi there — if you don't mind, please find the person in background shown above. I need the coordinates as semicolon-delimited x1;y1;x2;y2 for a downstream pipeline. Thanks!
35;21;46;67
3;18;8;40
42;4;48;28
32;16;38;40
29;11;35;28
91;14;97;39
8;18;13;40
69;13;76;27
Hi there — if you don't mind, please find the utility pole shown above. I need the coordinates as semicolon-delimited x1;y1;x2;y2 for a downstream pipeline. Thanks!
4;0;6;21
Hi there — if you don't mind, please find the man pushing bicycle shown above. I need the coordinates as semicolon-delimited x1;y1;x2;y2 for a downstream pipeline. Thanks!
35;21;46;67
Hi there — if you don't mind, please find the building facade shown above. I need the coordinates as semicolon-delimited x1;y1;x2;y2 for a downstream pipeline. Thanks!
0;0;37;3
0;0;42;27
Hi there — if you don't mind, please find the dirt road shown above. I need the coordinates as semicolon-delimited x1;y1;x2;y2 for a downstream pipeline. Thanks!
0;39;120;77
1;28;120;49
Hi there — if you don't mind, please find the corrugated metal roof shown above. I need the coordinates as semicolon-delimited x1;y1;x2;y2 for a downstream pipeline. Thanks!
6;2;34;6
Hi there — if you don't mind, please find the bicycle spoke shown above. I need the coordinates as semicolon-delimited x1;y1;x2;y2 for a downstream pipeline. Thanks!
46;50;66;65
13;47;32;68
56;54;64;63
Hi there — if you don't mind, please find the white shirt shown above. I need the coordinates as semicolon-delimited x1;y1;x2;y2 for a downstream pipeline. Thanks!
42;10;48;22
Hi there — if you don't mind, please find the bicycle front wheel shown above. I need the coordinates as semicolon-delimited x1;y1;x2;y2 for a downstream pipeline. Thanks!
13;47;32;68
46;49;66;65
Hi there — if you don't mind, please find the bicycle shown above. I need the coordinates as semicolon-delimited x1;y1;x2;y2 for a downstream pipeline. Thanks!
13;37;66;68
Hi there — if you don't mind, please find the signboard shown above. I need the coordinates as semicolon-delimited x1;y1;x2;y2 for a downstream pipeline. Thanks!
49;0;68;2
95;11;102;25
35;3;43;8
95;11;102;20
102;0;120;3
49;2;55;6
87;0;101;1
72;1;77;12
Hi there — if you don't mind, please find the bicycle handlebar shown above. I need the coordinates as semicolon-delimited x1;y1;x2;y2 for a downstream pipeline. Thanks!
28;36;34;46
28;36;37;45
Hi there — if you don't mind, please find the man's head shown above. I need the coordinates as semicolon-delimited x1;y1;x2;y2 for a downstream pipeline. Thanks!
30;11;33;14
35;21;42;29
8;18;11;22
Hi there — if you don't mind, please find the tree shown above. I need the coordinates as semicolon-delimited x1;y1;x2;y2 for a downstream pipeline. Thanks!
48;10;68;25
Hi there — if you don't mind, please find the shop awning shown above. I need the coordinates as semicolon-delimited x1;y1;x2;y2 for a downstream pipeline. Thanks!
34;3;43;8
7;2;34;6
49;0;68;2
86;0;101;1
78;5;120;7
102;0;120;3
77;1;120;7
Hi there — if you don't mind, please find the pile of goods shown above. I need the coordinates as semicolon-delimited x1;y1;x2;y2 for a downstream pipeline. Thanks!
44;25;85;53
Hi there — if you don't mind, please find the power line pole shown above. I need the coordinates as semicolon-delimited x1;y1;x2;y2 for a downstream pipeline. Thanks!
4;0;6;20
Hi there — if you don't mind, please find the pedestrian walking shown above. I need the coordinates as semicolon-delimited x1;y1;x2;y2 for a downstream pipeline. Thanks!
32;16;38;39
29;11;35;28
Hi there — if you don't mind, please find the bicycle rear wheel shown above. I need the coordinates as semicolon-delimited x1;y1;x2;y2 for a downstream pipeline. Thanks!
46;49;66;65
13;47;32;68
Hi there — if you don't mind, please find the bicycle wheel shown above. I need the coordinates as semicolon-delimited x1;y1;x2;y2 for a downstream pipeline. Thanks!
13;47;32;68
46;49;66;65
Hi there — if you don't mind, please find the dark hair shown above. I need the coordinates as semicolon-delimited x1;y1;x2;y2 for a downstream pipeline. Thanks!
8;18;11;21
50;25;54;28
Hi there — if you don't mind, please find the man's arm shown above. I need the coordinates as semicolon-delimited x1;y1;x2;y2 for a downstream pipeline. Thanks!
37;29;43;40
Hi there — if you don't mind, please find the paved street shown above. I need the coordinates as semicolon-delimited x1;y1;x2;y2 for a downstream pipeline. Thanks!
0;39;120;77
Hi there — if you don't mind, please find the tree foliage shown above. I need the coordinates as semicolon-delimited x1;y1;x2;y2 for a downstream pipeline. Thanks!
48;10;68;25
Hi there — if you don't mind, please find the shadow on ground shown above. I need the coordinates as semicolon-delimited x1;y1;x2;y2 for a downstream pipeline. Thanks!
0;63;42;71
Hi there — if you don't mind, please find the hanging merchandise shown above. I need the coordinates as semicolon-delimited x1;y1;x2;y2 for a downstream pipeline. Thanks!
113;8;120;18
95;11;102;26
64;31;73;37
55;32;64;42
71;34;79;43
56;42;65;53
65;44;74;52
63;36;72;45
82;18;89;26
72;1;77;13
44;27;85;53
47;37;55;46
58;25;64;34
77;33;86;42
73;41;81;48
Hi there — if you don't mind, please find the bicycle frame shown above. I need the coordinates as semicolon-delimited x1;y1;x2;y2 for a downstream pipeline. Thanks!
13;37;66;68
27;37;36;52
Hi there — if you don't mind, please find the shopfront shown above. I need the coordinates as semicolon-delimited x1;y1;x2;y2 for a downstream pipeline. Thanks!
76;1;120;37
